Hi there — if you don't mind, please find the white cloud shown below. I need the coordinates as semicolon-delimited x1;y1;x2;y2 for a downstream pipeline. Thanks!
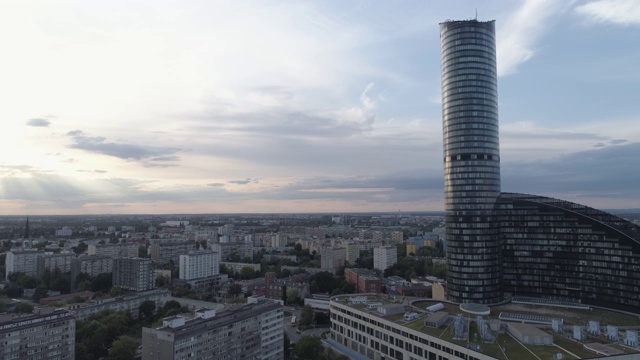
497;0;574;76
575;0;640;25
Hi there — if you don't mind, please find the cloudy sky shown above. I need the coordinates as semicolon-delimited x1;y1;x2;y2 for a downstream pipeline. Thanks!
1;0;639;215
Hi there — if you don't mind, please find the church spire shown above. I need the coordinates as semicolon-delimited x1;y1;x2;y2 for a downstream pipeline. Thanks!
23;216;30;239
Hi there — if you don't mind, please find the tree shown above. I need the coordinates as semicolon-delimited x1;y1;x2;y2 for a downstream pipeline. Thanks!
161;300;182;316
72;241;88;255
293;336;323;360
138;300;156;320
228;283;243;297
286;288;299;305
310;272;336;293
110;286;124;297
138;246;147;258
299;305;314;327
15;302;33;313
32;287;49;302
108;335;136;360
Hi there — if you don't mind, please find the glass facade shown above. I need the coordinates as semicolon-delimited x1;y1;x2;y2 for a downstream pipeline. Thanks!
498;193;640;313
440;20;502;304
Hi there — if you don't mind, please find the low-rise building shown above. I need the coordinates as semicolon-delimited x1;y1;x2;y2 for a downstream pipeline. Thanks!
68;289;170;322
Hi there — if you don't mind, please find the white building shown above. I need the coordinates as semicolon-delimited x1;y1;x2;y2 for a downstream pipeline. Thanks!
55;226;73;237
5;250;44;280
179;250;220;280
374;246;397;271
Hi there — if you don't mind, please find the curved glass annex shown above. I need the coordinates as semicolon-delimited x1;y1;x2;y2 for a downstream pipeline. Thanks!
440;20;502;304
498;193;640;313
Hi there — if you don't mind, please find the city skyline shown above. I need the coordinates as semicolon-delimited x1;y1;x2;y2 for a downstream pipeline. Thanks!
2;0;640;215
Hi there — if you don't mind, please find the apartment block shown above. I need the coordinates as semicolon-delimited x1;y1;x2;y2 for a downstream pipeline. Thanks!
142;298;284;360
88;243;138;258
209;241;253;261
5;250;44;280
68;289;170;322
320;247;346;274
150;241;196;265
179;250;220;280
0;308;75;360
71;255;113;278
113;257;155;292
41;252;76;274
373;246;397;272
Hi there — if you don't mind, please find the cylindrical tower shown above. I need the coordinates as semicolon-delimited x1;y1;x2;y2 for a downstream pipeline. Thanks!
440;20;502;304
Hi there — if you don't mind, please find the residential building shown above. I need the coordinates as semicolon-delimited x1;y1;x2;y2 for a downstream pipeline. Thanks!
40;252;75;274
0;308;75;360
141;298;284;360
373;246;397;272
390;231;403;244
209;241;253;261
321;247;346;274
88;243;138;258
5;250;44;280
150;241;196;265
112;257;155;292
179;250;219;280
220;261;260;274
344;268;382;294
71;255;113;290
55;226;73;237
67;289;170;322
343;242;360;265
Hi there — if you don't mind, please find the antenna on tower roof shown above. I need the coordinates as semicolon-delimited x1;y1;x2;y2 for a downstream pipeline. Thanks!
475;8;478;20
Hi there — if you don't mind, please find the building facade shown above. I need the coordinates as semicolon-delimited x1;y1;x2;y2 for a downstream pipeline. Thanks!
373;246;397;272
71;255;113;278
112;257;155;292
68;289;170;322
88;243;138;258
321;247;346;274
440;19;502;304
5;250;44;280
141;299;284;360
439;19;640;312
0;308;75;360
330;295;487;360
150;241;196;265
41;252;76;274
179;250;219;280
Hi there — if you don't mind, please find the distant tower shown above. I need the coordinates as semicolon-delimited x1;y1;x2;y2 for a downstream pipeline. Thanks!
440;20;502;304
23;216;30;239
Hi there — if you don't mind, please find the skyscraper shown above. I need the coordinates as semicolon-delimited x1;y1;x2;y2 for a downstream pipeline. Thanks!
440;19;502;304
